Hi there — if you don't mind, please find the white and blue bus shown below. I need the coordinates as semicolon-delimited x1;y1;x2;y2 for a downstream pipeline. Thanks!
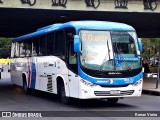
10;21;143;104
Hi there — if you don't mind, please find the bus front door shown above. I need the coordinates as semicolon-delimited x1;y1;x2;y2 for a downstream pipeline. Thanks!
68;42;79;98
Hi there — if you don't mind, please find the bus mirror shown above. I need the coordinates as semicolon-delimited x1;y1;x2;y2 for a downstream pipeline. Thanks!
138;38;143;53
74;35;81;52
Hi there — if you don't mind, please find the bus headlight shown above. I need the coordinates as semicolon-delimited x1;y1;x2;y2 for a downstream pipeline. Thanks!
80;79;97;88
133;79;143;87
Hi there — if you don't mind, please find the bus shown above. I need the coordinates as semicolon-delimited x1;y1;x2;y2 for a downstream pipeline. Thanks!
10;21;143;104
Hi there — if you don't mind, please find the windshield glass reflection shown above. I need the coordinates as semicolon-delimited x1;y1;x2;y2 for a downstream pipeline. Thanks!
79;30;141;71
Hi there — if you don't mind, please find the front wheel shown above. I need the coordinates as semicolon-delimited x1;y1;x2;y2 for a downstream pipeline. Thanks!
60;84;70;104
23;76;29;94
107;98;119;104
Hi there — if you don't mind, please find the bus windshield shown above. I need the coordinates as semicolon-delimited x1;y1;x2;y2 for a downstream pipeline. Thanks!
79;30;141;71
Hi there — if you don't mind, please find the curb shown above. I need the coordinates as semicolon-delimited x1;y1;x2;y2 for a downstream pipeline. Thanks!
142;89;160;96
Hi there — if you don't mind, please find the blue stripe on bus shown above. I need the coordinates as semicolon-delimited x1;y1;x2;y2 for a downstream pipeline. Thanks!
30;58;36;89
77;56;142;86
78;66;142;86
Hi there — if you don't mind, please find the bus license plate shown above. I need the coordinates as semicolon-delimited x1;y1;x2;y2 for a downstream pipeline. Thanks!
110;90;120;95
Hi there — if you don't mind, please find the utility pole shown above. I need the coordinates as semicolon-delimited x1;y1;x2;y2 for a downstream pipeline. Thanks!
156;42;160;89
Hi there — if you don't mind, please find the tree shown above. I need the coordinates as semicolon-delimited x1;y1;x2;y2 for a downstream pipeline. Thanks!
0;38;12;58
141;38;160;60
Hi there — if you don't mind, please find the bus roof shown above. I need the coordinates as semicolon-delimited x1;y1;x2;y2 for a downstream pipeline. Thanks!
13;21;135;42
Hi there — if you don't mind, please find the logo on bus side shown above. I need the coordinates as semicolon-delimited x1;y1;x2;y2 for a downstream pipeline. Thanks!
109;79;113;84
96;79;114;84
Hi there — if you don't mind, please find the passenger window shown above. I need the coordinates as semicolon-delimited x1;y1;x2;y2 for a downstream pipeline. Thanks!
47;33;54;55
19;42;26;57
55;31;65;55
33;37;40;56
26;39;32;57
15;42;19;57
39;35;47;55
11;43;15;58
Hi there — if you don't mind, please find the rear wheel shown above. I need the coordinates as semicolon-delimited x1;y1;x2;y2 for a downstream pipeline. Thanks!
22;75;29;94
107;98;119;104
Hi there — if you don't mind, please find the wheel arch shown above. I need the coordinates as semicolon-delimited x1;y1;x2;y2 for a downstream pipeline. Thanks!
56;75;69;96
22;72;27;87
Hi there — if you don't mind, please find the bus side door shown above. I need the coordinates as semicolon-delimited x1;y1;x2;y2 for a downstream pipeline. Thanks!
68;42;79;98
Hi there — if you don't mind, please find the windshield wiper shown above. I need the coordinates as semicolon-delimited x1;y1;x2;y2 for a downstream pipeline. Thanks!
99;39;113;71
99;50;111;71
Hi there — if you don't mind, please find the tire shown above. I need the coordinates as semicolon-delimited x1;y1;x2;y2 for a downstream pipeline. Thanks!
60;84;70;104
107;98;119;104
23;76;29;94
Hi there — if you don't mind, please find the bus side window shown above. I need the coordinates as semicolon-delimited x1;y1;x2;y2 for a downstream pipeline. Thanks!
15;42;19;57
55;30;65;56
39;35;47;56
19;42;26;57
47;33;54;55
69;43;77;64
26;38;32;57
11;43;15;58
33;37;39;56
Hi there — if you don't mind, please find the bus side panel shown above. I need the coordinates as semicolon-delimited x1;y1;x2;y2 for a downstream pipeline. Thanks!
68;70;79;98
10;58;27;86
35;56;51;92
53;57;70;96
35;56;69;95
10;58;17;85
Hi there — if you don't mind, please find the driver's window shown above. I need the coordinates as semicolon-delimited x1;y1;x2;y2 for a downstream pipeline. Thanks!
69;43;77;64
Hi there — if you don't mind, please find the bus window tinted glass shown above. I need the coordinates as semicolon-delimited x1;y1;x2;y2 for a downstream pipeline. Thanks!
39;35;46;55
11;43;15;58
69;43;76;64
26;39;32;56
55;31;65;55
47;33;54;55
33;37;39;56
19;42;26;57
15;42;19;57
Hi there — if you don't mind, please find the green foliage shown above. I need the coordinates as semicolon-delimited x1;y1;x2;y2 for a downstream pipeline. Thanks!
0;38;12;58
141;38;160;59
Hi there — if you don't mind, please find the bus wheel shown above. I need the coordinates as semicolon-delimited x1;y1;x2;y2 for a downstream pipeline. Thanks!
107;98;119;104
60;84;70;104
22;75;29;94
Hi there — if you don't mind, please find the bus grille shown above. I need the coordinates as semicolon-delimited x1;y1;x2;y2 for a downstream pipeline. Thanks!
94;90;134;96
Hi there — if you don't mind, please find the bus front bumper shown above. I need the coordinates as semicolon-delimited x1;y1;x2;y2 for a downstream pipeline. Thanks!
78;78;143;99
